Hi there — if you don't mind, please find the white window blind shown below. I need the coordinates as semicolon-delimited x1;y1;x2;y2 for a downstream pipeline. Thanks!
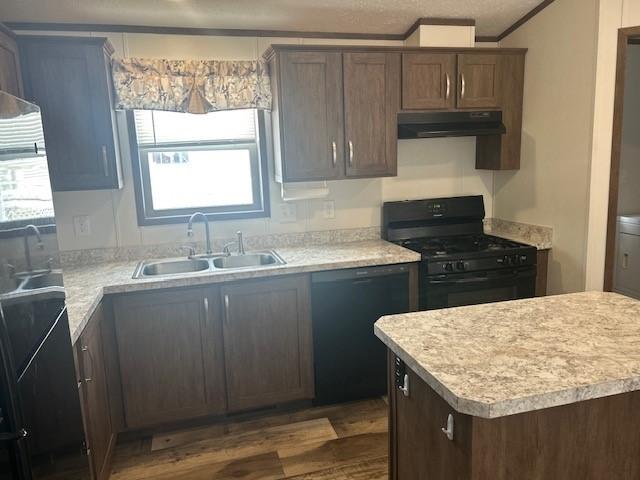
133;109;257;146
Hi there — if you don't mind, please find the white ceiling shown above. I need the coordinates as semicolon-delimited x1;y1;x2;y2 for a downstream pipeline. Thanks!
1;0;543;37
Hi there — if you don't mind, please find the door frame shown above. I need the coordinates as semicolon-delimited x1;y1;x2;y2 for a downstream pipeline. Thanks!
603;26;640;291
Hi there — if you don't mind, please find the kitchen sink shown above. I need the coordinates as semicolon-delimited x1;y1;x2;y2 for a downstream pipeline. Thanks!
212;252;284;269
19;271;64;290
138;259;210;277
133;251;286;278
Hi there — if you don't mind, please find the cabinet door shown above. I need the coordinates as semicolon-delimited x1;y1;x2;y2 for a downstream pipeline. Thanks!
221;275;313;412
402;53;456;110
278;51;344;181
113;288;226;428
391;357;471;480
457;54;500;109
77;304;114;480
19;37;121;191
343;52;400;178
0;27;23;97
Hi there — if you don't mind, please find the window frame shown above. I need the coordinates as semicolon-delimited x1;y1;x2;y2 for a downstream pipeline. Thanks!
127;109;271;226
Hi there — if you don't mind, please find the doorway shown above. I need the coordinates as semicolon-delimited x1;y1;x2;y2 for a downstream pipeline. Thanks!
605;28;640;296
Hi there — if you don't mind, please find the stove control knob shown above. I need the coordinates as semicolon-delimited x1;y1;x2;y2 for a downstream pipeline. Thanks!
511;255;520;265
444;263;454;272
456;261;466;271
520;255;528;263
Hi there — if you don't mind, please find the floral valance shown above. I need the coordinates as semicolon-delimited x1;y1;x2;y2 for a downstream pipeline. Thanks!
111;58;272;114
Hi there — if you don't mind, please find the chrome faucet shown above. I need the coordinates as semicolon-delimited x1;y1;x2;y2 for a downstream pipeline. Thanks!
186;212;213;256
23;224;44;272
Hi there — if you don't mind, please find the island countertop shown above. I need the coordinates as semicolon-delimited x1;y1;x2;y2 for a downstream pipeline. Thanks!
374;291;640;419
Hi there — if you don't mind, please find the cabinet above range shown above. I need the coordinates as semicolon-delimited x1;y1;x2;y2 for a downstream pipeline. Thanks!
263;45;527;177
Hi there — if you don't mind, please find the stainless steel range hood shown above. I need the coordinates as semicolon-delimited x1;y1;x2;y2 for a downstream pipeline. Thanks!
397;111;506;139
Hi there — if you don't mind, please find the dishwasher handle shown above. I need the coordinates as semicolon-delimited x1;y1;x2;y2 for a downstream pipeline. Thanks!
311;264;411;283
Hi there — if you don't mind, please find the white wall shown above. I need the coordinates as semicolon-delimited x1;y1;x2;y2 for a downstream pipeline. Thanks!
585;0;640;290
617;45;640;215
16;31;494;251
494;0;600;294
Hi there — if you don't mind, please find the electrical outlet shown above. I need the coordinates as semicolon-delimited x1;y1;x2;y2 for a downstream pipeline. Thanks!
279;203;297;223
73;215;91;237
323;200;335;219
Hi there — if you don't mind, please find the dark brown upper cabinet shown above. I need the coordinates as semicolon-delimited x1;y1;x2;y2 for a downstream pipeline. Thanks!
343;52;400;178
402;53;456;110
457;53;500;109
267;46;400;182
0;24;23;98
276;51;345;181
19;36;122;191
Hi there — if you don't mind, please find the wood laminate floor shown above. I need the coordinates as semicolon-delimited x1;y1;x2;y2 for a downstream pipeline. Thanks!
110;398;389;479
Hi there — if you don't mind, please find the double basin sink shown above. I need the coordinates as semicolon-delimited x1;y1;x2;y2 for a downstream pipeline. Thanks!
133;250;286;279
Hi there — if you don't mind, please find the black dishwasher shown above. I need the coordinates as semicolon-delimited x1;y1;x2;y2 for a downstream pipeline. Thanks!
311;264;410;405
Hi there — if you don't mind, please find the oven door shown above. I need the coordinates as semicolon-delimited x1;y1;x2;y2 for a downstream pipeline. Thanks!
421;266;536;310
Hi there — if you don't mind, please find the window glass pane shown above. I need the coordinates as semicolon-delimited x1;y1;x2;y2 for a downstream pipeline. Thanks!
134;109;256;146
146;149;255;211
0;157;54;223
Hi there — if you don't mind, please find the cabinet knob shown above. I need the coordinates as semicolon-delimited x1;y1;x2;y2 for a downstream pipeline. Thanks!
441;413;454;441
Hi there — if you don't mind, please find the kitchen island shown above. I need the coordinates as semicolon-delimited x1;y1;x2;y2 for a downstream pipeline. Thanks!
375;292;640;479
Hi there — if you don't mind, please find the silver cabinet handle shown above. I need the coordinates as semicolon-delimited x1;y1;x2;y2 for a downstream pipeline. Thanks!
331;141;337;166
442;413;454;441
348;140;354;166
100;145;109;177
81;345;93;383
445;73;451;100
203;297;209;324
399;373;410;397
460;73;466;99
623;253;629;269
224;294;230;324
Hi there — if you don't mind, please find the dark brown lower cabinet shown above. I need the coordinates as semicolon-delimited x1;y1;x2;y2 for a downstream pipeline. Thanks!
112;288;226;429
221;275;314;412
76;303;115;480
388;350;640;480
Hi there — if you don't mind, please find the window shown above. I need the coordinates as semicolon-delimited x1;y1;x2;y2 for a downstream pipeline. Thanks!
0;110;55;236
128;109;269;225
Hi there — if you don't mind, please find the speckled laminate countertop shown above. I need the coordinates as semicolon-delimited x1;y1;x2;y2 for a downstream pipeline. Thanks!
64;240;420;344
375;291;640;419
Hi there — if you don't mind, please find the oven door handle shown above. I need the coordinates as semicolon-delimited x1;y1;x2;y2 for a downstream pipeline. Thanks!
427;269;535;285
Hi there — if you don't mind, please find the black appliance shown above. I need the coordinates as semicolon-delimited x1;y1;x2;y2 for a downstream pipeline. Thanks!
0;91;90;479
311;264;410;405
383;196;536;310
397;111;506;139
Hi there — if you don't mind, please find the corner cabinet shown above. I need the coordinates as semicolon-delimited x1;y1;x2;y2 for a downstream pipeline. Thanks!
76;303;116;480
267;47;400;182
18;36;123;191
0;24;23;97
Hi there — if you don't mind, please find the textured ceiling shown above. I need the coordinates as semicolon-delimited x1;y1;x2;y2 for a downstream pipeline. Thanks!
1;0;543;37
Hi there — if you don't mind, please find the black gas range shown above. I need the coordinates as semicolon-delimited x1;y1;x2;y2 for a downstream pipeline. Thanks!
383;195;537;310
